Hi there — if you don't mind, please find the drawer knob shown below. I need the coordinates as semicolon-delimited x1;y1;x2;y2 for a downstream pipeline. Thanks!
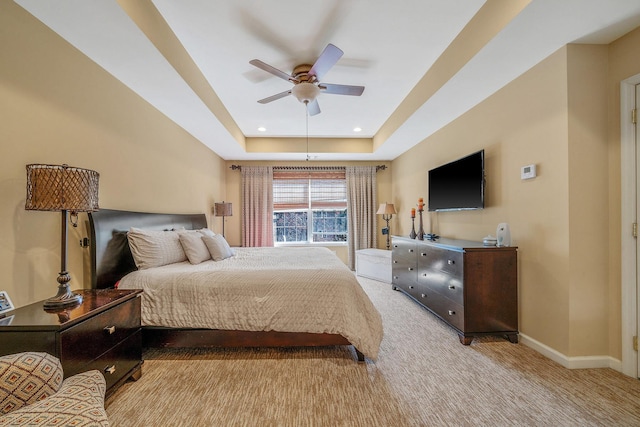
448;260;455;265
448;310;456;316
407;267;413;271
104;325;116;335
409;285;414;289
393;260;398;264
448;285;456;290
421;293;427;298
104;365;117;375
420;252;427;256
408;249;414;253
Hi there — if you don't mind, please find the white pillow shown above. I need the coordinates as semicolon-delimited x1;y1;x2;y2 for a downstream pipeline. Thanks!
179;232;211;264
198;228;216;238
203;234;234;261
127;227;187;269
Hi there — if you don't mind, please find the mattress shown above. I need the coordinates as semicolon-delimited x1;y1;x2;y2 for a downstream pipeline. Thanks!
117;246;383;359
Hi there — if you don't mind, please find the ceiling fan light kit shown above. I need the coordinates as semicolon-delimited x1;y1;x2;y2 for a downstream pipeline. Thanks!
250;43;364;116
291;82;320;103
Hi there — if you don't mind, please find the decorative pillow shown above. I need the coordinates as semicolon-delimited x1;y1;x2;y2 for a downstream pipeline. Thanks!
203;234;235;261
0;352;63;415
127;227;187;269
178;232;211;264
198;228;216;238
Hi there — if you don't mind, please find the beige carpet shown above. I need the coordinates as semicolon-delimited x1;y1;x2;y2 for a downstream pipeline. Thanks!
105;275;640;426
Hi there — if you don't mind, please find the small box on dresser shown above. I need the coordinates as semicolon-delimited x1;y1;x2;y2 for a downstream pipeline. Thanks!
0;288;143;397
391;236;518;345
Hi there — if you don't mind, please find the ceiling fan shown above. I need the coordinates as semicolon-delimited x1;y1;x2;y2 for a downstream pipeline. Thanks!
249;43;365;116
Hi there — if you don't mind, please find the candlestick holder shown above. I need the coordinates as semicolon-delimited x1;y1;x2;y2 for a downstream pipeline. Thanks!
417;208;425;240
409;216;417;239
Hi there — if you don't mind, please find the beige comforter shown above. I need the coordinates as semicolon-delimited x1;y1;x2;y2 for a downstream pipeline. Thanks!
118;247;383;359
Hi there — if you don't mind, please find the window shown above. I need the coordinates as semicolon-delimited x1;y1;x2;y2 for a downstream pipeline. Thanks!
273;170;347;244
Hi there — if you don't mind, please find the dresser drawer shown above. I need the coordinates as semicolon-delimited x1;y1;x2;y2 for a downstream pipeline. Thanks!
421;246;463;279
419;269;464;305
78;329;142;390
59;296;141;366
424;292;464;332
392;261;418;289
392;240;417;262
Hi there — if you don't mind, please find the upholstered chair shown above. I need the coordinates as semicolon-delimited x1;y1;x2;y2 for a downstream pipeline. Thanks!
0;352;109;426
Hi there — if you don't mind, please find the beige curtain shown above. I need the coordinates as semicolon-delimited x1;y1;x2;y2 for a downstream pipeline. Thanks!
346;166;378;270
241;166;274;247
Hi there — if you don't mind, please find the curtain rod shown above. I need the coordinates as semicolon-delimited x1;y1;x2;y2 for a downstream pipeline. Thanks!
230;164;387;172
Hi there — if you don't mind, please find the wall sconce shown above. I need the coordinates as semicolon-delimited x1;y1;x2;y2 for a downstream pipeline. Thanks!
376;202;397;250
214;201;233;237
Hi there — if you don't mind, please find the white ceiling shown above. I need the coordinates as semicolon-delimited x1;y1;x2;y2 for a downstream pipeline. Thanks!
14;0;640;161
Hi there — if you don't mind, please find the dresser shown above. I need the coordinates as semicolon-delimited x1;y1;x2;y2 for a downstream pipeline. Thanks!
391;236;518;345
0;289;143;397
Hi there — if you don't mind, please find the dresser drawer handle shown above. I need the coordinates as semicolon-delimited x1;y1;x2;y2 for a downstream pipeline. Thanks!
448;310;456;316
448;285;456;290
393;260;398;264
420;252;427;256
407;267;414;271
408;285;414;289
447;260;455;265
104;365;117;375
408;249;414;253
421;293;427;298
104;326;116;335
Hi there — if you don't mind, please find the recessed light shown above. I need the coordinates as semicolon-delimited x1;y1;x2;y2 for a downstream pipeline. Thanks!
258;127;266;132
353;127;362;132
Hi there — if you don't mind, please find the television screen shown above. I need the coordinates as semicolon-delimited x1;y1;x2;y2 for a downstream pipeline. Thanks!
428;150;485;212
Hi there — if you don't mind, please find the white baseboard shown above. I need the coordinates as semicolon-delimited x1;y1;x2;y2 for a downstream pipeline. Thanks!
519;333;622;371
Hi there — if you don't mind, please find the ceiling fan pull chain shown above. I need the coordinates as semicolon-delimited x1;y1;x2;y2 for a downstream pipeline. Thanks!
305;101;310;161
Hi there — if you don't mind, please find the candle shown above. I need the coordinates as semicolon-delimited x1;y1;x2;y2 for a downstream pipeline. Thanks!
411;208;416;218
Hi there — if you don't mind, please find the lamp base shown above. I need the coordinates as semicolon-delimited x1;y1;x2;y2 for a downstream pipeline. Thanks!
43;283;83;310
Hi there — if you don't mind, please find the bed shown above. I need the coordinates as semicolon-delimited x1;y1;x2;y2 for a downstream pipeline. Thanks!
88;209;383;361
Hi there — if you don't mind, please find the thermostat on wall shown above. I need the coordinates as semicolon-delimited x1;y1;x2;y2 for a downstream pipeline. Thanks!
521;164;537;180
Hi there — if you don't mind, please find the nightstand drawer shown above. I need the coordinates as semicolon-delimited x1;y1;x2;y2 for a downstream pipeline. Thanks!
60;296;141;366
77;329;142;391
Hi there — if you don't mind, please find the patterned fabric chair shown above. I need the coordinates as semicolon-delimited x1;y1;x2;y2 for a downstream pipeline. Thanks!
0;352;109;426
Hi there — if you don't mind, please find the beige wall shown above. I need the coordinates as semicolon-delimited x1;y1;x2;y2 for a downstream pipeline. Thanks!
223;161;392;265
0;2;225;308
392;31;640;360
392;47;574;354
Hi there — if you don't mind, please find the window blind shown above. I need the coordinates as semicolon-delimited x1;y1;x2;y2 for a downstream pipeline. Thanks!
273;170;346;211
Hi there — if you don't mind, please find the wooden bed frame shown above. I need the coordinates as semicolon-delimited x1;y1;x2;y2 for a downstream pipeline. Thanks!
88;209;364;361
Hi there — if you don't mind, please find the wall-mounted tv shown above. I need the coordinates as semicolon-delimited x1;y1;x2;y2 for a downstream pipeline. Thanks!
428;149;485;212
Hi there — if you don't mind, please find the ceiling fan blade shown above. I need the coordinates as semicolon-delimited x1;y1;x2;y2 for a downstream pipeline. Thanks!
320;83;365;96
308;44;343;80
249;59;297;83
257;90;292;104
307;99;321;116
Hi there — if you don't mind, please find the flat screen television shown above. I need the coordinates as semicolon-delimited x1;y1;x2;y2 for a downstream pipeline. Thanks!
428;150;485;212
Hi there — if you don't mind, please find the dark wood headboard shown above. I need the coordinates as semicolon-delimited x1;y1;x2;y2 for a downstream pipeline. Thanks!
88;209;207;289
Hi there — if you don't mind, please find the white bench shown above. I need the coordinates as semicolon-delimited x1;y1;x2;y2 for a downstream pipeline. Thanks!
356;248;392;283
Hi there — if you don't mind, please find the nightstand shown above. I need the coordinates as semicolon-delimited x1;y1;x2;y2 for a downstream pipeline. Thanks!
0;288;143;397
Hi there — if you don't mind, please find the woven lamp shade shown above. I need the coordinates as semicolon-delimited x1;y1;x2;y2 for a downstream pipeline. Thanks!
25;164;99;212
214;202;233;217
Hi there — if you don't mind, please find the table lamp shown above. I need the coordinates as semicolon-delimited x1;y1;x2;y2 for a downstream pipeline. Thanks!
25;164;99;309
